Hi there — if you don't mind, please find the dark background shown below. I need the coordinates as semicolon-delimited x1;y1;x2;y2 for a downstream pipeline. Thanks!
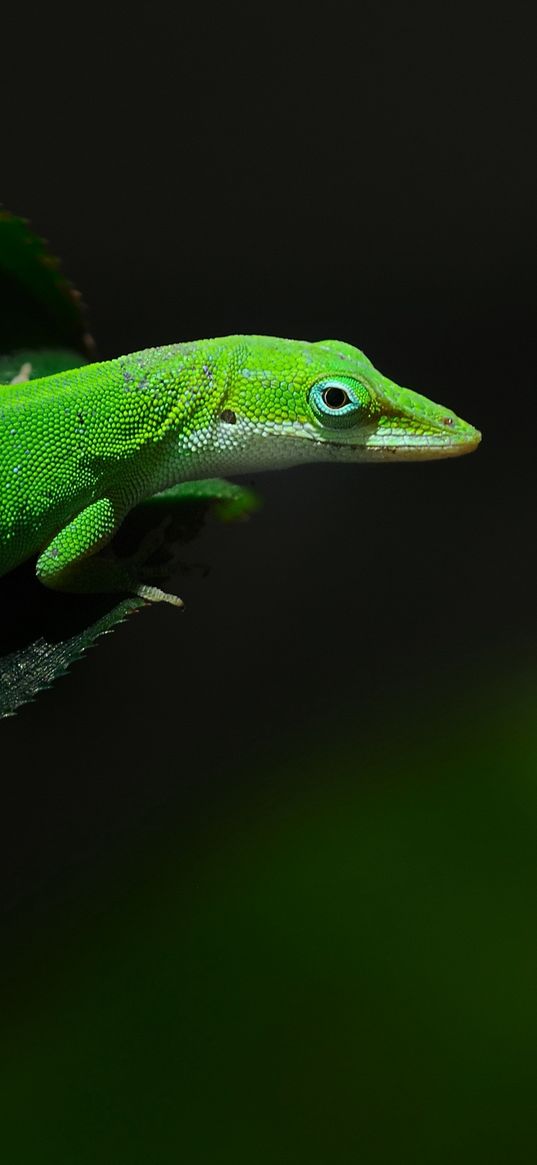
1;3;536;1161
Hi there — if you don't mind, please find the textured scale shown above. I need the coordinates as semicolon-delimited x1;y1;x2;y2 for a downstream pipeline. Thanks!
0;335;481;599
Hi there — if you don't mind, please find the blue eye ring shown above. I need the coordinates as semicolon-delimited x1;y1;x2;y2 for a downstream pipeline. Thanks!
309;377;370;429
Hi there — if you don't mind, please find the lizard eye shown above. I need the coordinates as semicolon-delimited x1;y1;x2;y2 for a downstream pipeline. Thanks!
322;385;349;409
309;377;371;429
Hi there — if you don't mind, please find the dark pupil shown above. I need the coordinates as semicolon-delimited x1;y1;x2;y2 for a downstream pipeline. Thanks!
322;385;349;409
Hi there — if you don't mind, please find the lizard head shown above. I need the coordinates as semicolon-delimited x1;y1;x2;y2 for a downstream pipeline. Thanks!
218;336;481;468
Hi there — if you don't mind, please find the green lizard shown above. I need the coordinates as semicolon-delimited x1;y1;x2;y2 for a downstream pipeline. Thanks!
0;335;480;605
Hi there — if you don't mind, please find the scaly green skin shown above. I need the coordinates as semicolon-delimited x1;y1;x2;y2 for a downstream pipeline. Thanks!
0;335;480;603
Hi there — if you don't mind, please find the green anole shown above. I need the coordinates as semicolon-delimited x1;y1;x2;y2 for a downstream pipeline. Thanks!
0;335;480;605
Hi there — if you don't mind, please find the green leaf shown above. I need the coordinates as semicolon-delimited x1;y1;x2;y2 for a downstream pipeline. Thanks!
0;210;93;359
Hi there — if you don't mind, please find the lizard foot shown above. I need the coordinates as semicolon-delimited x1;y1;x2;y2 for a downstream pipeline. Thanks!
134;583;184;608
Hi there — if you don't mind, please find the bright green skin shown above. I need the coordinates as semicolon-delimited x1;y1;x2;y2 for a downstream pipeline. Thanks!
0;335;480;602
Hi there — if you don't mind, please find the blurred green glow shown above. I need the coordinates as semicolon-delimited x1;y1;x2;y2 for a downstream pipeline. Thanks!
1;667;536;1163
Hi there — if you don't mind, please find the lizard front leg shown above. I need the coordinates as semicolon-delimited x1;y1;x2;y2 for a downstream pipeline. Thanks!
35;498;183;607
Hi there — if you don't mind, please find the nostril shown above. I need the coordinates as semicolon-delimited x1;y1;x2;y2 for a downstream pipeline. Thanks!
441;416;454;426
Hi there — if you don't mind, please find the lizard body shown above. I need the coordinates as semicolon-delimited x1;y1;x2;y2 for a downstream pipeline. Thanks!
0;335;480;602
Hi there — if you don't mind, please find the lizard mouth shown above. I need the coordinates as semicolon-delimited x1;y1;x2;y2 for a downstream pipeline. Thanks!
306;425;482;462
